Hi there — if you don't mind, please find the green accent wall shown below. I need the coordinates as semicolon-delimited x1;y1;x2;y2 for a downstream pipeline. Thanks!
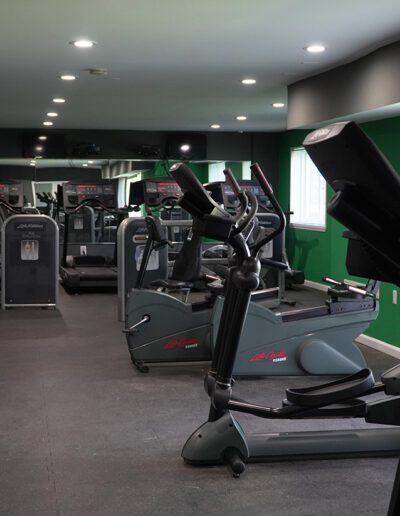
278;116;400;347
226;162;243;180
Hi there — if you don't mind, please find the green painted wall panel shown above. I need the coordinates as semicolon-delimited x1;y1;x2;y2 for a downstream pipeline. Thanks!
226;162;243;180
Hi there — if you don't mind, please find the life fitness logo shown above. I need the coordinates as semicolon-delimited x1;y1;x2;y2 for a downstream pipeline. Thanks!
250;351;288;363
164;338;200;350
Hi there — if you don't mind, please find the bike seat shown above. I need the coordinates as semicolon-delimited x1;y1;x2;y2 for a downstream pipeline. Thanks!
150;279;194;290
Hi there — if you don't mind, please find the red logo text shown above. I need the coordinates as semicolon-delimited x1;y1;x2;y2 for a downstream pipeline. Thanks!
250;351;288;363
164;337;200;350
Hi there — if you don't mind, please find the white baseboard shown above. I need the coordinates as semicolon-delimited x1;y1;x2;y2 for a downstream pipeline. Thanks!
304;279;328;292
356;334;400;359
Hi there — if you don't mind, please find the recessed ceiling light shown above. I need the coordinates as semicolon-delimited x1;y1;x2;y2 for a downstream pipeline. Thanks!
241;78;256;85
88;160;94;164
46;112;58;117
35;146;43;152
210;124;221;129
60;74;76;81
305;44;326;53
43;121;53;126
38;136;47;140
180;144;191;153
236;116;247;121
53;98;65;103
35;156;43;159
272;102;285;108
82;163;88;167
70;39;96;48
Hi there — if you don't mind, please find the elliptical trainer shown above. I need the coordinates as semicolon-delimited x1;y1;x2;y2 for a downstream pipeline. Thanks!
175;122;400;514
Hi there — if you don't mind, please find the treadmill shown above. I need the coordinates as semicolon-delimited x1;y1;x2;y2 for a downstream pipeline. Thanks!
59;179;120;292
0;181;24;289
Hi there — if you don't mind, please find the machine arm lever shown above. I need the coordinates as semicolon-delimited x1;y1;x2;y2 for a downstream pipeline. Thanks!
122;314;151;334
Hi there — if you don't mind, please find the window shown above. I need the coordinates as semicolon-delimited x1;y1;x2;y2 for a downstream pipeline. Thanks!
208;162;226;182
126;174;143;217
241;161;252;180
290;147;326;231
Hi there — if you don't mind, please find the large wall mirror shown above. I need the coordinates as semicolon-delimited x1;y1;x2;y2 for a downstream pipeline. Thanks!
0;158;253;249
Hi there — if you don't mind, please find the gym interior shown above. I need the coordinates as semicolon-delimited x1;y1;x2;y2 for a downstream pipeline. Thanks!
0;2;399;515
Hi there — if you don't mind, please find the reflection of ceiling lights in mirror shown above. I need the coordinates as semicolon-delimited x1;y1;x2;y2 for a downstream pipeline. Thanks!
52;98;65;103
35;146;43;152
210;124;221;129
38;136;47;140
47;112;58;117
43;121;53;126
60;75;76;81
82;163;88;167
180;144;190;152
272;102;285;108
236;115;247;121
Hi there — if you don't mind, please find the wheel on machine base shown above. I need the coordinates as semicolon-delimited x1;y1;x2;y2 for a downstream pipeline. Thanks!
63;286;78;295
223;448;246;477
131;358;149;373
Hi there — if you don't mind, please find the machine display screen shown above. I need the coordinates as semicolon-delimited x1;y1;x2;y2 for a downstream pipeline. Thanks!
221;182;271;209
0;182;23;207
241;184;263;196
143;179;182;206
64;182;117;209
145;181;181;196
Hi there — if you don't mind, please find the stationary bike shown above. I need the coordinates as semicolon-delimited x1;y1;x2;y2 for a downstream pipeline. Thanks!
124;161;379;376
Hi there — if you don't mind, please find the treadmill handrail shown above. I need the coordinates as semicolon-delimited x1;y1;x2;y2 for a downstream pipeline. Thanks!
66;198;119;215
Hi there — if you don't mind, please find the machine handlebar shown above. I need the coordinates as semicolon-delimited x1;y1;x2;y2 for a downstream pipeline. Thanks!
170;162;256;242
249;163;286;256
223;168;242;196
250;163;274;195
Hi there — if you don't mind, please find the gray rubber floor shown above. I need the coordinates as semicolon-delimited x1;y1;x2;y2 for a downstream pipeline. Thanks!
0;289;398;516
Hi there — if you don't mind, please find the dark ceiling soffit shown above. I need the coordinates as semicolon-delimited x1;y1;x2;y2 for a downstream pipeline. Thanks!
287;40;400;129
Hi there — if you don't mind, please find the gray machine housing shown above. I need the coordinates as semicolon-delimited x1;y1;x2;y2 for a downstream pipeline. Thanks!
1;214;59;308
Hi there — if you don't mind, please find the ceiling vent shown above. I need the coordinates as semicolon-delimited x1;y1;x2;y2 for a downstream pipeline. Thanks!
84;68;108;77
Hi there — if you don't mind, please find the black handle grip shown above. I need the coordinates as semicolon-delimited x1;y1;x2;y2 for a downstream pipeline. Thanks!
249;163;286;257
250;163;274;195
223;168;242;195
170;163;213;207
260;258;288;271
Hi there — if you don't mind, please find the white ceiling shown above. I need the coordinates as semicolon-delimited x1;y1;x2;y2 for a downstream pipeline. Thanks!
0;0;399;131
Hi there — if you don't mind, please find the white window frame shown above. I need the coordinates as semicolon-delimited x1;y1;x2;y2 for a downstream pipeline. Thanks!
289;147;327;232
